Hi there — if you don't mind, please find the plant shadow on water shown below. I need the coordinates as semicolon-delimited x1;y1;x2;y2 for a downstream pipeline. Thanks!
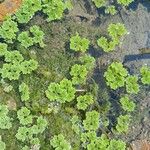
88;45;103;58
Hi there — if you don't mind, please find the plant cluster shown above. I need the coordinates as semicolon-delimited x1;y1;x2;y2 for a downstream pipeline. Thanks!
50;134;71;150
77;93;94;110
71;111;126;150
104;62;128;89
19;82;30;101
140;65;150;85
17;107;32;125
21;59;38;74
0;43;8;56
1;58;38;81
105;5;117;15
79;54;96;71
116;114;131;133
0;79;13;93
70;64;88;85
0;17;19;43
125;75;140;94
0;42;38;80
92;0;106;8
16;107;47;147
42;0;71;22
117;0;134;6
15;0;42;23
97;23;127;52
92;0;135;17
70;33;90;52
71;115;81;134
120;96;135;112
83;110;99;131
18;25;45;48
0;104;12;129
45;78;76;103
108;139;126;150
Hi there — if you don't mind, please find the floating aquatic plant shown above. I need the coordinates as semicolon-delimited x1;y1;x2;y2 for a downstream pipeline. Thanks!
105;5;117;15
17;107;33;125
50;134;71;150
140;65;150;85
79;54;96;70
70;33;90;52
77;93;94;110
104;62;128;90
18;31;34;48
125;75;140;94
120;95;135;112
0;104;12;129
15;0;42;23
97;23;127;52
45;78;76;103
19;82;30;101
92;0;106;8
0;43;7;56
70;64;88;85
0;17;19;43
116;114;131;133
83;110;99;131
117;0;134;6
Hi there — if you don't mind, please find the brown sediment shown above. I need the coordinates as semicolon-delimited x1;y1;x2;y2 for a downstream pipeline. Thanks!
0;0;22;21
130;140;150;150
139;48;150;54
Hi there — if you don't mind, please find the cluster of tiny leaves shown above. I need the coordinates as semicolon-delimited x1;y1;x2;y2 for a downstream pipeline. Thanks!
0;43;8;56
140;66;150;85
125;75;140;94
92;0;106;8
50;134;71;150
81;131;126;150
108;23;127;40
107;139;126;150
105;5;117;15
71;115;81;134
0;17;19;43
19;82;30;101
1;58;38;80
97;37;118;52
83;110;99;131
70;64;88;85
116;115;131;133
42;0;66;22
18;25;45;48
45;78;76;103
30;25;45;48
16;113;47;145
104;62;128;90
120;96;135;112
97;23;127;52
77;93;94;110
15;0;42;23
0;42;38;80
79;54;96;71
70;33;90;52
81;131;98;148
117;0;134;6
0;104;12;129
17;107;32;125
